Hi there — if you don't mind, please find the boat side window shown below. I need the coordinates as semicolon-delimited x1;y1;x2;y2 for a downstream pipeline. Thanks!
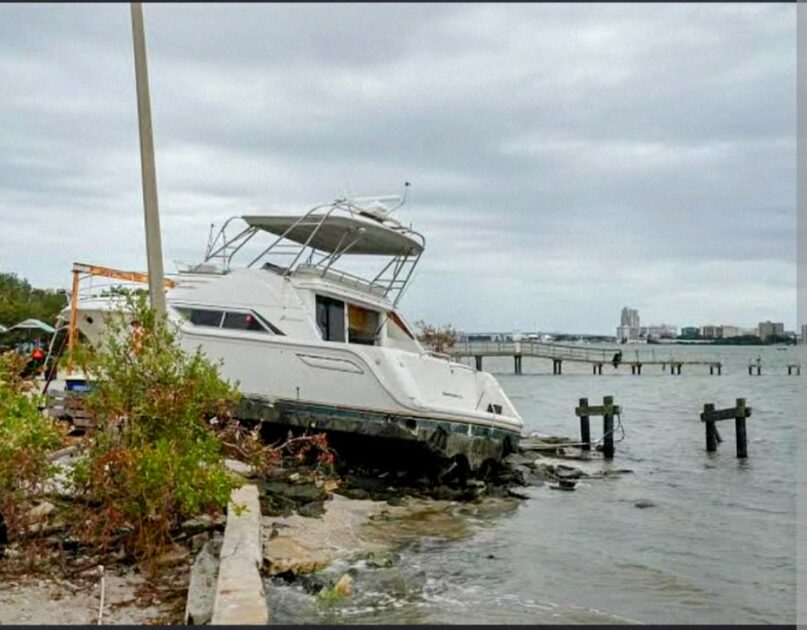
316;295;346;342
176;308;225;327
387;311;415;340
222;312;268;333
348;304;379;346
176;307;284;334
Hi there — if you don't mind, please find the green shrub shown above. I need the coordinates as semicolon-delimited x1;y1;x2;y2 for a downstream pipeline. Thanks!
0;352;65;541
71;295;241;561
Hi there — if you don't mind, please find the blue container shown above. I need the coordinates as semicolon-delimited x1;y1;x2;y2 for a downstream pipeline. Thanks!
65;378;92;393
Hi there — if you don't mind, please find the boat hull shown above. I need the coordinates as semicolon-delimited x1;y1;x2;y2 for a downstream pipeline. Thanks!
239;397;521;472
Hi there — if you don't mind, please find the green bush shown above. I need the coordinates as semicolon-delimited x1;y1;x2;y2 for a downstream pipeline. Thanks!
71;295;241;561
0;353;65;540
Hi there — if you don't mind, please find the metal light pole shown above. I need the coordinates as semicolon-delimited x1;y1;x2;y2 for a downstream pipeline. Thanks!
130;2;166;314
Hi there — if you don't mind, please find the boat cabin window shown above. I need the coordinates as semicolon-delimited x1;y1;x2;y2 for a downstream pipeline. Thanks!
316;296;345;342
222;312;266;332
176;307;283;334
386;311;415;341
348;304;380;346
186;308;225;327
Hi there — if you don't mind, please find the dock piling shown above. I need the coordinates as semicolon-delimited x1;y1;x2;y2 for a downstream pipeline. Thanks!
735;398;747;459
603;395;615;460
474;355;483;371
579;397;590;451
700;399;752;459
704;403;717;452
514;354;522;375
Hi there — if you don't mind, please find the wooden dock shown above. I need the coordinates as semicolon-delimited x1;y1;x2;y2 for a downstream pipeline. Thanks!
451;340;723;375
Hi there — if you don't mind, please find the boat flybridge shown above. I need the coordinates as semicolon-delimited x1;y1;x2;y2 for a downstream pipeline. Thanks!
63;196;523;470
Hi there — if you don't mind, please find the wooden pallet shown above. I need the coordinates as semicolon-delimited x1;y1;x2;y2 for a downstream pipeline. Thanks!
46;390;95;428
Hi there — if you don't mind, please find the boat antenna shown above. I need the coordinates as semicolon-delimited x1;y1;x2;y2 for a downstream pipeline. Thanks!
389;181;411;213
206;222;215;257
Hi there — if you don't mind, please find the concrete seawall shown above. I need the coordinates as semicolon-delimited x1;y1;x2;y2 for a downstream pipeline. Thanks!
211;484;268;625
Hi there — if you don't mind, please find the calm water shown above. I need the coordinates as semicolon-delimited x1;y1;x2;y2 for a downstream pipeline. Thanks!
267;344;800;624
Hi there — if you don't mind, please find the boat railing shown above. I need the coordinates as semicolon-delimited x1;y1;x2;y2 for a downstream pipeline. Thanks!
295;264;388;298
202;198;425;307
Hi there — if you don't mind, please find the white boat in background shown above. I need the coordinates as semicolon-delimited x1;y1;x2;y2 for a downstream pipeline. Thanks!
62;196;523;471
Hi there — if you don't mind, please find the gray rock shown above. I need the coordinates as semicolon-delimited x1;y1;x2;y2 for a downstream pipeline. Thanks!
224;459;254;477
503;453;537;470
297;501;325;518
554;465;583;480
185;538;221;625
532;463;556;479
28;501;56;521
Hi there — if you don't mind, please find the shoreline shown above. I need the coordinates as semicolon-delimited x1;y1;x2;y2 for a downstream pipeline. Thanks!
0;434;630;625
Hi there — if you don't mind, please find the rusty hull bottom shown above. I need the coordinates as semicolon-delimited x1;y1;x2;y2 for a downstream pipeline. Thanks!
236;397;520;472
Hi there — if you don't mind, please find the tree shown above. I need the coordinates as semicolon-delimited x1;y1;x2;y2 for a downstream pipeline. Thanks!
0;273;68;351
0;272;67;327
415;320;458;353
70;294;240;561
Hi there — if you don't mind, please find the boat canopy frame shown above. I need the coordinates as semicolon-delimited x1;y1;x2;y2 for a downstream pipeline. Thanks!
202;198;425;307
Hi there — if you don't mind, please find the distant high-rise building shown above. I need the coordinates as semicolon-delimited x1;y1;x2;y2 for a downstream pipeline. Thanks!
801;324;807;344
701;325;719;339
617;307;640;341
758;321;784;341
647;324;678;339
680;326;700;339
620;307;640;328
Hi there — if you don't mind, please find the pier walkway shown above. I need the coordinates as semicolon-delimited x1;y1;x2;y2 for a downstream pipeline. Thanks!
450;340;723;375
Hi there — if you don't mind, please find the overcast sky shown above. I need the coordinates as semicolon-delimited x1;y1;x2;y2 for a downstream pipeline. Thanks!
0;3;796;334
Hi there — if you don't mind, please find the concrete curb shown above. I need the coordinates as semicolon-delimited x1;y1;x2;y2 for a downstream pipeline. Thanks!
210;484;268;625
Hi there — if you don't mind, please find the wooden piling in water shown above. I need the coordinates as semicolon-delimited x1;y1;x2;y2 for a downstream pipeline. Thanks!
576;395;620;458
603;395;615;460
474;355;483;371
700;398;751;459
735;398;747;459
579;397;590;451
514;354;522;375
704;403;717;452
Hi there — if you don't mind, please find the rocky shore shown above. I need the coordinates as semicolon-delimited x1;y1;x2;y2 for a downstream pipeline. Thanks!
251;433;633;618
0;434;631;625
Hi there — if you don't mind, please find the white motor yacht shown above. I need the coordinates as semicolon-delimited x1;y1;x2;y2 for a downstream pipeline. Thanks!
61;197;524;470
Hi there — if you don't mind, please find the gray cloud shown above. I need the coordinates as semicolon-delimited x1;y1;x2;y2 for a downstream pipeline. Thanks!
0;3;796;333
